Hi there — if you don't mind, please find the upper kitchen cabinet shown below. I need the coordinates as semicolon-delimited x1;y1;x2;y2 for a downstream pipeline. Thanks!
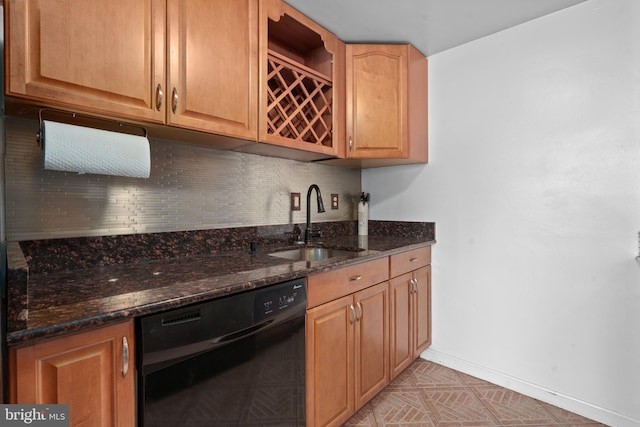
6;0;258;142
253;0;344;160
166;0;258;140
5;0;167;123
343;44;428;168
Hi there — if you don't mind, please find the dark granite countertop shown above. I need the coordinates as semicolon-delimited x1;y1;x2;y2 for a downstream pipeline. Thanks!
6;221;435;346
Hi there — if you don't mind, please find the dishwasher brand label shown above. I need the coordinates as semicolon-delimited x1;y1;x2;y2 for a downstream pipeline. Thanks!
0;405;69;426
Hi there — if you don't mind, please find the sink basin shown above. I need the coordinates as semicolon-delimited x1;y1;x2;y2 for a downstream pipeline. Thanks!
269;247;356;262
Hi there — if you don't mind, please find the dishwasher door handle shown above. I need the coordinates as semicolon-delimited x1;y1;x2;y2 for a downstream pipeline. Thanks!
215;319;274;344
141;314;295;375
142;304;307;374
147;319;273;363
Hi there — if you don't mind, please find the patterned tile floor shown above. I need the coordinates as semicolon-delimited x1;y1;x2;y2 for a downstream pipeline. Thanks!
344;359;606;427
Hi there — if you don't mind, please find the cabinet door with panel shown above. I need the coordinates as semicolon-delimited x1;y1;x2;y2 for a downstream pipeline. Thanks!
413;265;432;355
306;281;389;427
389;247;432;380
9;320;135;427
353;281;389;410
6;0;166;123
345;44;428;164
167;0;258;139
389;266;431;379
389;271;414;378
306;295;355;427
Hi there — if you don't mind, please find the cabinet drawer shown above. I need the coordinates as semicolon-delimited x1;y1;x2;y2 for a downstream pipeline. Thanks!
390;246;431;278
308;257;389;308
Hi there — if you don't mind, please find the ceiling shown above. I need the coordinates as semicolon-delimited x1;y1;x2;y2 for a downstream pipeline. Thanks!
284;0;590;56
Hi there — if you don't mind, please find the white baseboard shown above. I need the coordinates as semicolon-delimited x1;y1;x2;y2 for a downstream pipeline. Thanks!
421;348;639;427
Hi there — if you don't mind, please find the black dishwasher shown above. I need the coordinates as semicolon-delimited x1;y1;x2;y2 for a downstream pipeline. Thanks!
137;278;307;427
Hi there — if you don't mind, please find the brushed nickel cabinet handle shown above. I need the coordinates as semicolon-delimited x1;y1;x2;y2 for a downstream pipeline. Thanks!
155;84;163;111
172;87;178;114
349;136;353;151
349;275;363;282
356;302;363;321
410;257;419;262
122;336;129;378
349;304;356;324
410;278;417;294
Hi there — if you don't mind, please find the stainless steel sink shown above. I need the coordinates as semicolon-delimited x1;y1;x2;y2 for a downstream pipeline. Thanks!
268;247;356;262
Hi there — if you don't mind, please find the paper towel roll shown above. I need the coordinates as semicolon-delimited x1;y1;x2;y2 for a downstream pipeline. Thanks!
42;120;151;178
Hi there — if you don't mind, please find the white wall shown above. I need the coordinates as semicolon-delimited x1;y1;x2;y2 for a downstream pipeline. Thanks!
363;0;640;425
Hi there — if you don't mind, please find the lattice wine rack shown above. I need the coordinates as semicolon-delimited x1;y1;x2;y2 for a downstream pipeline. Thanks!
266;50;333;147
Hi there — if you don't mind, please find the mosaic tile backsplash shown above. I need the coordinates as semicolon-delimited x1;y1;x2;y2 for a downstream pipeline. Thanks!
4;118;362;241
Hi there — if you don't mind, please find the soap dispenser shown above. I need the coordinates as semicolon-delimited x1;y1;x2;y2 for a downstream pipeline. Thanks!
358;192;369;236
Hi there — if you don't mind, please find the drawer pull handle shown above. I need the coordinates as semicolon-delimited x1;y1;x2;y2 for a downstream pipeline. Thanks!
122;336;129;378
410;257;420;262
349;275;363;282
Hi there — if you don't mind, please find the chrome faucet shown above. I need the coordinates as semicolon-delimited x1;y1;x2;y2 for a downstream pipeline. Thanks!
305;184;325;244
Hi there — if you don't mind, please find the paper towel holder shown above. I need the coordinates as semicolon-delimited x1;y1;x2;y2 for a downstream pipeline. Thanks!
36;108;148;148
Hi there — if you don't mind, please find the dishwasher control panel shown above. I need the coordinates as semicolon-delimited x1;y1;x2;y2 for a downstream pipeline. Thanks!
254;277;307;322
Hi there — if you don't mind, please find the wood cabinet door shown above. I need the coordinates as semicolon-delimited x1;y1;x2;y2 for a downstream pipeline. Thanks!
167;0;258;139
11;320;135;427
306;295;355;427
346;44;408;159
389;272;413;380
413;266;432;355
354;281;389;410
6;0;166;123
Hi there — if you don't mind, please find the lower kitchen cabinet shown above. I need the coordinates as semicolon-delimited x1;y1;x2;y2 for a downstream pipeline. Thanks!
306;294;354;427
306;257;389;427
9;320;135;427
389;248;432;379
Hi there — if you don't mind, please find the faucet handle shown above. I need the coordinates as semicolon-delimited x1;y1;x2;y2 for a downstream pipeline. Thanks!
285;224;303;243
309;230;322;238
